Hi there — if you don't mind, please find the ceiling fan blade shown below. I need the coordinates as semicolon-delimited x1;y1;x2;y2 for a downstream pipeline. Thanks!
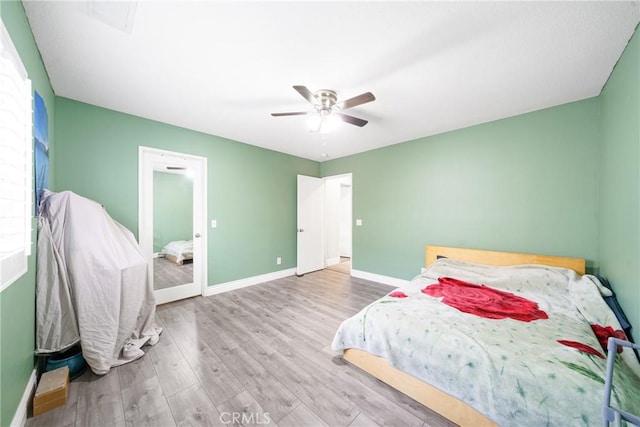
271;112;310;117
293;85;317;105
337;113;368;127
336;92;375;110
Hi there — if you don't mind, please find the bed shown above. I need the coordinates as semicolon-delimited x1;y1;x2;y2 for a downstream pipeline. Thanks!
160;239;193;265
332;246;640;426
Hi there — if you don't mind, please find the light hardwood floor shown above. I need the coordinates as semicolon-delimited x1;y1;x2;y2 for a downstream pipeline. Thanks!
325;258;351;275
154;257;193;290
26;269;455;427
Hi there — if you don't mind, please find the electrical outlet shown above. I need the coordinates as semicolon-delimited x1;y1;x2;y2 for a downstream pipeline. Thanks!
276;257;282;265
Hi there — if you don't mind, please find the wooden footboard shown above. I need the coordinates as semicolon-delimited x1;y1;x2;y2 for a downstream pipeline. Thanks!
164;253;183;265
343;348;497;427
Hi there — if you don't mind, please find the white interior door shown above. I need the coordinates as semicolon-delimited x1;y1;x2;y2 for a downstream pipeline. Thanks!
297;175;325;275
139;147;208;305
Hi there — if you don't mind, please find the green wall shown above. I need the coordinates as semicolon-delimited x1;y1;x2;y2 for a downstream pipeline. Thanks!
54;98;320;285
153;172;193;253
2;2;638;423
0;239;36;427
321;98;600;279
599;27;640;335
0;2;55;426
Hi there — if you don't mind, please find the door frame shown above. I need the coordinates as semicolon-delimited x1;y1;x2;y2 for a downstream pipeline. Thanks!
322;173;353;274
138;146;208;304
296;173;353;276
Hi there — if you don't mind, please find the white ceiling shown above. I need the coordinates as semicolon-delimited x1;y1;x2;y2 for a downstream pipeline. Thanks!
23;1;640;161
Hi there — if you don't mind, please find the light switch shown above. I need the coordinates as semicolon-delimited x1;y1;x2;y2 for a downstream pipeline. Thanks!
211;219;217;228
356;219;363;226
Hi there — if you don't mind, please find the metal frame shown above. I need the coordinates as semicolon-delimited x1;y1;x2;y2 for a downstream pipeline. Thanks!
602;338;640;426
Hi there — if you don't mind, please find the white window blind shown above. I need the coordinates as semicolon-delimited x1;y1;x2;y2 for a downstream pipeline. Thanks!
0;19;33;292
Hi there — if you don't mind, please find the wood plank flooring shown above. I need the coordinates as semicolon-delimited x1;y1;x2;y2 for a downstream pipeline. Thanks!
26;269;455;427
154;257;193;290
325;258;351;275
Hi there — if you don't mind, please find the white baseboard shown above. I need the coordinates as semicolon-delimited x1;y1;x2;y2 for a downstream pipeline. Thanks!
202;267;407;297
10;369;36;427
351;269;410;288
205;268;296;296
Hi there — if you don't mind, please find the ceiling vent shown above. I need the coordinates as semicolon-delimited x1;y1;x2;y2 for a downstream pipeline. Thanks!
87;0;137;33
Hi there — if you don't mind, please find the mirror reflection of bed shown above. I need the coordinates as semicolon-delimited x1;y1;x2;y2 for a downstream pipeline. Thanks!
152;170;193;290
153;240;193;290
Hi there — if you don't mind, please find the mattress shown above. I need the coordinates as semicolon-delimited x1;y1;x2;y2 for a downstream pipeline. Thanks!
332;258;640;426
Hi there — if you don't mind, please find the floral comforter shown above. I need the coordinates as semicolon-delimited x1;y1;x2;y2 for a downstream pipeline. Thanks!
331;258;640;426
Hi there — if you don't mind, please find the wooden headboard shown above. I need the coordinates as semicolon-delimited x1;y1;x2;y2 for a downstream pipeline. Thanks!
426;245;586;275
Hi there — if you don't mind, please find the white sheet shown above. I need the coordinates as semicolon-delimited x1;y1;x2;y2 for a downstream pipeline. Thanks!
332;258;640;426
161;240;193;264
36;190;161;375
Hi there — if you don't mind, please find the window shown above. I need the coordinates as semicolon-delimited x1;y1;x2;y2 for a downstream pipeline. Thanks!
0;19;33;292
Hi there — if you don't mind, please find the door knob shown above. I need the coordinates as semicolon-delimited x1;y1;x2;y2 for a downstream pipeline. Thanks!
298;228;304;232
195;233;201;238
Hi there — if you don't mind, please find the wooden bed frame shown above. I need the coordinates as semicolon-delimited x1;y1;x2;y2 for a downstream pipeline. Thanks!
163;253;192;266
343;245;586;427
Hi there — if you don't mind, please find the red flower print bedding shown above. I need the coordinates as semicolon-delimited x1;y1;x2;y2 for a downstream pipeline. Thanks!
422;276;549;321
332;258;640;427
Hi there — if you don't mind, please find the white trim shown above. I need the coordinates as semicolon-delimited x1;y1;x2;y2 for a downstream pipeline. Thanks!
205;268;296;296
155;282;200;305
139;146;208;304
0;19;33;292
321;173;353;272
0;250;28;293
10;369;36;427
203;268;405;296
351;269;409;288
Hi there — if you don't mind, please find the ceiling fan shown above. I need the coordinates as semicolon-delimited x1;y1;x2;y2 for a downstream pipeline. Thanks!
271;86;375;130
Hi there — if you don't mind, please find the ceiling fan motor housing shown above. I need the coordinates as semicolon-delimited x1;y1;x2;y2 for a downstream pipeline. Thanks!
315;90;338;111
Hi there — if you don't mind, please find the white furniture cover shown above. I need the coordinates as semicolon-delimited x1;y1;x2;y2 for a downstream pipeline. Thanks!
36;190;161;375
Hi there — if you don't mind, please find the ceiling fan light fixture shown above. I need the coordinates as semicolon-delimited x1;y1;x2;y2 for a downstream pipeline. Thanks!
319;114;339;134
272;85;375;131
306;111;339;134
306;114;322;132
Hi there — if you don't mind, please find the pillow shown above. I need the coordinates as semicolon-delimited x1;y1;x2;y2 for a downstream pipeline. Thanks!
595;275;633;341
594;275;638;362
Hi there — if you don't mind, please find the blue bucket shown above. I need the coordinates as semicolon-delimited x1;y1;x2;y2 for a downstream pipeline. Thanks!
45;345;87;380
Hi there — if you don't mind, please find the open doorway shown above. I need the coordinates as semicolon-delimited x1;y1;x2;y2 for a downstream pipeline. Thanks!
324;174;352;274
